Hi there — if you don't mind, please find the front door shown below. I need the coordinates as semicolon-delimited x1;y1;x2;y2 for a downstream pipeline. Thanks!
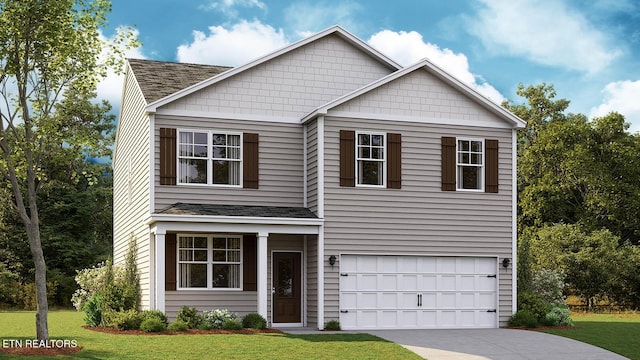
273;252;302;324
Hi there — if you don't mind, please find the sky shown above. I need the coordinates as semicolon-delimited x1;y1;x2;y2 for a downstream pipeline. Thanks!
100;0;640;133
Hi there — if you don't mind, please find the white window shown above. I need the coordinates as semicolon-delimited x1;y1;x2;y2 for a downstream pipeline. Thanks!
356;132;385;187
457;138;484;190
178;234;242;289
178;130;241;186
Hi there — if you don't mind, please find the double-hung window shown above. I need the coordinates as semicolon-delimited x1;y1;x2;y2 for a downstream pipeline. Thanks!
457;138;484;190
356;132;386;186
178;234;242;289
178;130;241;186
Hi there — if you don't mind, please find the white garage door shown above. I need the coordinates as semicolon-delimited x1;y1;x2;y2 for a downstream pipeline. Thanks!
339;255;498;330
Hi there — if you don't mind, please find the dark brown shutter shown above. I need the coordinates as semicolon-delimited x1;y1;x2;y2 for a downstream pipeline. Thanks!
387;133;401;189
165;233;177;291
441;136;457;191
243;133;259;189
159;128;177;185
485;139;499;193
242;234;257;291
340;130;355;187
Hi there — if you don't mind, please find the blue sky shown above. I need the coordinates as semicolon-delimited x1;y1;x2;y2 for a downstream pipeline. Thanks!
100;0;640;133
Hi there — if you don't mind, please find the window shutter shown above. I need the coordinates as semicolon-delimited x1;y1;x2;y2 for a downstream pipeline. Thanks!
485;139;499;193
340;130;355;187
441;136;456;191
159;128;177;185
242;234;257;291
387;133;401;189
165;233;177;291
243;133;259;189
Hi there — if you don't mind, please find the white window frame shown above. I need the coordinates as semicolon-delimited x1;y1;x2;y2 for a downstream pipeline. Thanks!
355;131;386;188
177;234;243;291
456;137;485;192
176;129;243;187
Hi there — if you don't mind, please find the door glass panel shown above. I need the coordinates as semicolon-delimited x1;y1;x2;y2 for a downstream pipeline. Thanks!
277;259;293;297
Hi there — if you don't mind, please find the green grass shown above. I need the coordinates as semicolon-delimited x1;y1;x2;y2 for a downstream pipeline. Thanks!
543;312;640;360
0;311;420;359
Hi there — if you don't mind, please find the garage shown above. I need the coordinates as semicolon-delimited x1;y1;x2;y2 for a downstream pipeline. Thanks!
339;255;498;330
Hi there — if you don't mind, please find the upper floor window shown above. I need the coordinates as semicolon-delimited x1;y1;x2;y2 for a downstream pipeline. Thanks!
178;130;241;186
178;234;242;289
356;132;386;187
457;139;484;191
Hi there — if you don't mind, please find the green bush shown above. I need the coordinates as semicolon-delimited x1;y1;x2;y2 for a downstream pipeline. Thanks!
509;310;538;328
141;310;168;326
167;320;189;332
241;313;267;329
201;309;237;329
140;317;167;332
324;320;341;331
542;306;574;327
176;306;202;329
222;319;243;330
102;309;143;330
518;292;547;321
82;293;102;327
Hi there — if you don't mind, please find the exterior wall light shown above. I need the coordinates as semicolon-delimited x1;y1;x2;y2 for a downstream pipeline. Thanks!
502;258;511;268
328;255;337;268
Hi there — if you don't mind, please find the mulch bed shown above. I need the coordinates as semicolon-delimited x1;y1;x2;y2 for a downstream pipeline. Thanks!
0;346;83;357
83;325;283;335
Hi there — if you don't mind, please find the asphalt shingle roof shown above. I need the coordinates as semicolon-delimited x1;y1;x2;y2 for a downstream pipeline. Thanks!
128;58;232;103
156;202;318;219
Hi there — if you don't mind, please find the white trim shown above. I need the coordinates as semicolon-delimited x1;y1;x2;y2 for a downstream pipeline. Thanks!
154;231;166;312
148;214;324;227
155;108;301;124
317;226;325;330
149;232;155;310
271;250;304;326
323;111;515;129
146;25;401;113
317;116;325;218
257;232;268;319
149;113;156;213
301;59;526;129
512;128;518;314
151;222;320;237
303;124;308;208
355;131;387;188
303;236;308;327
456;137;485;192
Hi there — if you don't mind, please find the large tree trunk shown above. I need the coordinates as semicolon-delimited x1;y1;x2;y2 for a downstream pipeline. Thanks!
27;222;49;341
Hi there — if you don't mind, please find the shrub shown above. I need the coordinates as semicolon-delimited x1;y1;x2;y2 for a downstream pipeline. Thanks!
140;317;167;332
83;293;102;327
532;269;566;307
518;292;547;322
21;281;58;310
141;310;168;326
177;306;202;329
71;261;121;311
242;313;267;329
167;320;189;332
542;306;574;327
509;310;538;328
102;309;143;330
324;320;341;331
222;319;243;330
201;309;237;329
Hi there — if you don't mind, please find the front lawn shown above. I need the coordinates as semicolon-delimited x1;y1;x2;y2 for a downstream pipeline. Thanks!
543;312;640;360
0;311;421;359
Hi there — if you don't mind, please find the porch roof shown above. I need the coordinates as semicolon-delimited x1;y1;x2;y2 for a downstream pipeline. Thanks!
155;202;318;219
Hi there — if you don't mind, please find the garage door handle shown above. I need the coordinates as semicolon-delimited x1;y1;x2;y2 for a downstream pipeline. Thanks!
340;310;349;313
417;294;422;307
487;274;497;278
487;309;497;313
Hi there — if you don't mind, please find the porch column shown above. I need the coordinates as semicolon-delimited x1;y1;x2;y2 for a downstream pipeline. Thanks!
257;232;268;319
317;227;324;330
155;231;166;312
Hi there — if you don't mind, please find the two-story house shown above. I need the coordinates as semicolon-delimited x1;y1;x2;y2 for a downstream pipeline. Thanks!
113;25;525;330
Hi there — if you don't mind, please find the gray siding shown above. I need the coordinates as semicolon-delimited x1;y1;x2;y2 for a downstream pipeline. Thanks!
322;117;514;326
165;291;257;321
306;121;318;214
160;34;394;119
113;67;152;308
306;236;318;328
154;115;304;211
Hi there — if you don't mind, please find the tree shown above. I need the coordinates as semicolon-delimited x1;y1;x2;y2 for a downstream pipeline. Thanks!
0;0;134;340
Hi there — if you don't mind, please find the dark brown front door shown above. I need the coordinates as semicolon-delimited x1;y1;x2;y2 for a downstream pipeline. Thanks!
273;252;301;323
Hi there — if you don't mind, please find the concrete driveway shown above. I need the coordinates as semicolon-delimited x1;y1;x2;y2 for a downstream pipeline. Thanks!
367;329;628;360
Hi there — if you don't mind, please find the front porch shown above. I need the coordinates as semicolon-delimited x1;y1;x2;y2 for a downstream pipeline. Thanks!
146;203;325;328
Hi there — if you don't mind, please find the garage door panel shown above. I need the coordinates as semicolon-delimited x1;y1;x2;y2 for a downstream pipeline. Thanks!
340;255;498;330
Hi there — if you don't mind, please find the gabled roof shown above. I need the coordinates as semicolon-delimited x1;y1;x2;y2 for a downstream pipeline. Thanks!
145;25;402;113
127;58;231;103
302;58;526;129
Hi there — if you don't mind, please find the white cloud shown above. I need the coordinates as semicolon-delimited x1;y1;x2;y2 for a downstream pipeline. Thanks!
96;27;146;107
202;0;266;18
176;20;287;66
283;1;363;37
590;80;640;133
368;30;505;103
467;0;622;74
